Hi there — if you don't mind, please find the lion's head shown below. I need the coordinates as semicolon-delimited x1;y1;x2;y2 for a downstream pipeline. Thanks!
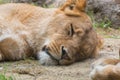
38;0;103;66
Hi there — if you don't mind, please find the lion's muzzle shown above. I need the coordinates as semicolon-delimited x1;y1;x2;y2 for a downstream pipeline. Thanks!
39;44;69;66
38;51;59;66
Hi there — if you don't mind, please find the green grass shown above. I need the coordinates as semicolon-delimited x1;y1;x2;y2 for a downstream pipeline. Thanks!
0;0;10;4
87;11;112;28
0;74;13;80
0;63;14;80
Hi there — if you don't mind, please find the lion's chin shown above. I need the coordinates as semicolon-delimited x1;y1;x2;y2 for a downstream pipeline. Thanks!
38;51;58;66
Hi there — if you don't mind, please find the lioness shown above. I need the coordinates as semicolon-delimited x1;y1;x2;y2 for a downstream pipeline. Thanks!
0;0;102;65
90;58;120;80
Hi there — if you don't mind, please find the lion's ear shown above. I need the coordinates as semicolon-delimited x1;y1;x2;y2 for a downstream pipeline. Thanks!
60;0;86;16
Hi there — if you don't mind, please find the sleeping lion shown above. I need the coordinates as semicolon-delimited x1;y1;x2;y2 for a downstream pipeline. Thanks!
90;58;120;80
0;0;102;65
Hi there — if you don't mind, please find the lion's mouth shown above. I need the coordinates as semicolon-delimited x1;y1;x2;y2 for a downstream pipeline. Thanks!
39;51;58;66
39;45;68;66
45;49;59;63
39;45;60;66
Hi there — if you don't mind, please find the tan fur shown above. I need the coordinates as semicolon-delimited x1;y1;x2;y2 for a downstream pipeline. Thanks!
0;0;102;65
59;0;86;16
90;58;120;80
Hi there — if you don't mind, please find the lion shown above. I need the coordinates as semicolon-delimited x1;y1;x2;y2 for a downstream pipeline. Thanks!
0;0;102;65
90;57;120;80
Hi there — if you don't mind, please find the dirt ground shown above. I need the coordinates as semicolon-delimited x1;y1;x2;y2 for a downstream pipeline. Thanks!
0;28;120;80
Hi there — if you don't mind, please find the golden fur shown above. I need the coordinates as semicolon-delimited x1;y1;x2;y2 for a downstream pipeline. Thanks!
59;0;86;16
0;0;102;65
90;58;120;80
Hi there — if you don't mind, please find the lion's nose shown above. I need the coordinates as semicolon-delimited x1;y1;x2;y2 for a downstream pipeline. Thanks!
61;46;70;60
61;46;68;59
61;46;66;55
42;45;49;51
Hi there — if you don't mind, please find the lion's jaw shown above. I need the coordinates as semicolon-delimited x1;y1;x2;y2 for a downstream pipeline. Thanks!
38;39;60;66
39;51;58;66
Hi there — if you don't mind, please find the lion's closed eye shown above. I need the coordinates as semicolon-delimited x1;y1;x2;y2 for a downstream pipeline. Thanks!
67;24;74;37
66;24;84;37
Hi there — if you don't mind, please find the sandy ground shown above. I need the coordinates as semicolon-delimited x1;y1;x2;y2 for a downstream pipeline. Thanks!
0;28;120;80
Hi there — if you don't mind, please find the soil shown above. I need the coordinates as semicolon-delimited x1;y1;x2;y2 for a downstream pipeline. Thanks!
0;28;120;80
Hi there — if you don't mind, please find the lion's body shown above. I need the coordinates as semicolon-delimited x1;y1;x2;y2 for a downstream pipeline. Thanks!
0;3;56;61
90;58;120;80
0;1;102;65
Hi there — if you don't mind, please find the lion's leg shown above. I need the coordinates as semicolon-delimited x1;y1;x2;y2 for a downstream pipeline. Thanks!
0;37;26;61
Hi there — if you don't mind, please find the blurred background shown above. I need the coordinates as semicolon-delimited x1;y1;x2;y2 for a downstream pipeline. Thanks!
0;0;120;29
